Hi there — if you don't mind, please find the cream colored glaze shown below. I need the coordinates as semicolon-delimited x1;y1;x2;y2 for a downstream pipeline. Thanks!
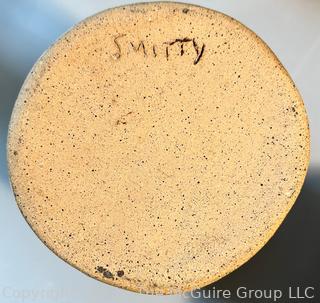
7;2;309;295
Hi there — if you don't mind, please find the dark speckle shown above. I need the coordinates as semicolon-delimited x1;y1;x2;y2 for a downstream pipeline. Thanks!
96;266;105;273
95;265;114;279
117;270;124;277
182;8;189;14
103;270;114;279
13;150;18;155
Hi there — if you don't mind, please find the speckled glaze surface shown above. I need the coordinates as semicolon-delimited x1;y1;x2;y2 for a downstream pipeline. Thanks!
7;2;309;295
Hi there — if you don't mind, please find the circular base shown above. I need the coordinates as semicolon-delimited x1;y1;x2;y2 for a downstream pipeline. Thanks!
7;2;309;294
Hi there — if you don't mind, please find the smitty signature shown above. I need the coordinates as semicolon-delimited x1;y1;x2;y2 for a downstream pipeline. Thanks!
111;34;205;65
